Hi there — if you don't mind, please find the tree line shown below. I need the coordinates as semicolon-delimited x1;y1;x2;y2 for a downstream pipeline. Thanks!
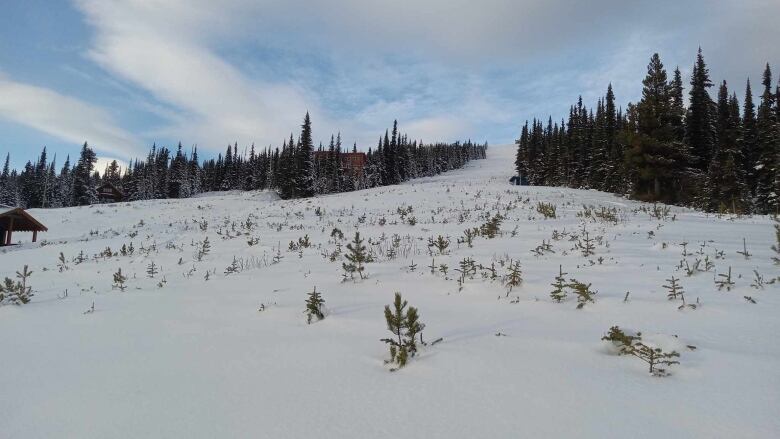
0;114;487;208
515;49;779;214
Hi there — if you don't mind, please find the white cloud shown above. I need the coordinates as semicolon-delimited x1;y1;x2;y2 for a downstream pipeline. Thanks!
0;76;142;158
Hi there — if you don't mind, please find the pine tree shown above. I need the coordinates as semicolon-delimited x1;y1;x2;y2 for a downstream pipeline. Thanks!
686;48;717;172
72;142;97;206
342;231;368;280
625;53;691;202
113;268;128;291
381;292;425;369
755;64;779;213
741;79;759;197
295;112;315;198
706;81;748;212
304;286;325;324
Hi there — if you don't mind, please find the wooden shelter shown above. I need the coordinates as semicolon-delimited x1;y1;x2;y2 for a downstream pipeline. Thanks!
313;151;367;177
96;182;126;203
0;207;48;246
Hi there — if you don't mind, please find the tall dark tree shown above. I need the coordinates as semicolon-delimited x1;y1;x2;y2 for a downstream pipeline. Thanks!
295;112;315;198
755;64;779;213
705;81;748;212
72;142;97;206
685;48;716;171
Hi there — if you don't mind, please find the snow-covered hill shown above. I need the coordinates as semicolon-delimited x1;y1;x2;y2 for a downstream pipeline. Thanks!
2;146;778;439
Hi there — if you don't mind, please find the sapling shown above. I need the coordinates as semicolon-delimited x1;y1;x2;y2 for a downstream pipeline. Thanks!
578;226;596;257
225;256;241;276
505;261;523;295
550;265;568;303
381;293;426;370
536;202;557;219
195;237;211;261
715;267;735;291
58;252;69;272
736;238;752;259
601;326;681;376
146;261;159;278
568;279;596;309
428;235;450;255
772;221;780;265
342;231;368;280
0;267;34;305
750;269;768;290
112;268;128;291
662;276;684;301
304;286;325;324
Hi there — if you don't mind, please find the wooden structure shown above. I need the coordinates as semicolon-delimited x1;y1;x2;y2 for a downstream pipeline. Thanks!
509;175;528;186
0;207;48;246
96;182;125;203
313;151;367;177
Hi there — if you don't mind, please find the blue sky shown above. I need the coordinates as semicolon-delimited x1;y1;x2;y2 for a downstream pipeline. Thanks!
1;0;779;170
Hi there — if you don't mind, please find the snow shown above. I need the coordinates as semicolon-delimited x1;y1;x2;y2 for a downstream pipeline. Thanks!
1;145;779;439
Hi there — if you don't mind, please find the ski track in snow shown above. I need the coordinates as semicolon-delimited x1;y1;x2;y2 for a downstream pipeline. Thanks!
1;145;778;439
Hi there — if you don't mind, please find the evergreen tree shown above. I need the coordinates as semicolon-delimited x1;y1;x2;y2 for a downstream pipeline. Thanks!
342;231;369;280
686;48;716;171
295;112;315;198
755;64;779;213
72;142;97;206
304;286;325;324
625;53;691;202
741;79;759;197
706;81;748;212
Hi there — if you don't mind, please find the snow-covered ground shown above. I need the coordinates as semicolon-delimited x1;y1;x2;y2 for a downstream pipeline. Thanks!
2;146;778;439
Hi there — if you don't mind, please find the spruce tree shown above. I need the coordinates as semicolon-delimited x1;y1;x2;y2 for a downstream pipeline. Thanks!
741;79;759;197
381;292;425;369
755;64;779;213
706;81;748;212
72;142;97;206
342;231;368;280
686;48;716;171
304;286;325;324
625;53;690;202
295;112;315;198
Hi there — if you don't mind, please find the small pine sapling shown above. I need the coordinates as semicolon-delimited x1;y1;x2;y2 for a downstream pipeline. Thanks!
427;235;450;255
146;261;159;278
304;286;325;324
736;238;752;259
505;260;523;295
536;202;557;219
568;279;596;309
0;265;34;305
715;266;735;291
112;268;128;291
662;276;684;301
602;326;681;376
381;293;426;370
224;256;240;275
58;252;69;272
578;227;596;257
195;237;211;261
343;231;369;280
550;265;568;303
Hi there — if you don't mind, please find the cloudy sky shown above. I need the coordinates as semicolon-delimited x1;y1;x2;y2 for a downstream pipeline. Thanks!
1;0;778;169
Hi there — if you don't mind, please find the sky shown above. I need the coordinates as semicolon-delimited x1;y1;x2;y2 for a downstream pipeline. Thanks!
0;0;779;171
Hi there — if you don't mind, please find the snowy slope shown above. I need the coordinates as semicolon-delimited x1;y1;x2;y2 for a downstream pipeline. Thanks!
1;145;778;439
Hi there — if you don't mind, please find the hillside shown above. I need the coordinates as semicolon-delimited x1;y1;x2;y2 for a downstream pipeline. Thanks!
1;145;778;439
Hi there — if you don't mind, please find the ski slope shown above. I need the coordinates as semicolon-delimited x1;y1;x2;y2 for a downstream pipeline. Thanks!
1;145;778;439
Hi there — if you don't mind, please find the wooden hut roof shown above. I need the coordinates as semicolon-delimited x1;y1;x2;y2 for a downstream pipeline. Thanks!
0;208;48;232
